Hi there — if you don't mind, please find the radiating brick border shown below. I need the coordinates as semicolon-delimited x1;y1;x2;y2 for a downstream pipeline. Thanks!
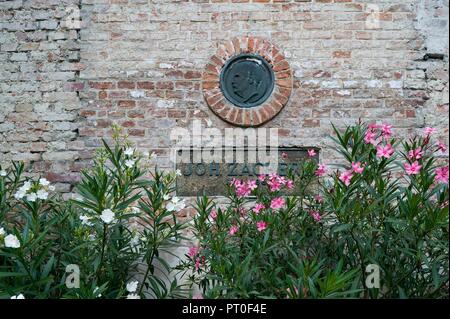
202;37;293;127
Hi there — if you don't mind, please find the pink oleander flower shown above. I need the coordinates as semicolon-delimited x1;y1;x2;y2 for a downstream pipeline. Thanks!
286;179;294;189
364;130;378;145
310;211;321;222
267;174;287;192
234;179;253;197
424;127;437;136
256;221;267;232
193;294;204;299
195;257;201;271
258;174;266;182
339;170;353;186
267;180;281;192
437;141;447;153
253;203;265;214
404;161;422;175
210;209;217;220
247;180;258;191
380;123;393;138
268;173;278;179
368;123;379;130
314;194;324;203
351;162;364;174
270;197;285;210
229;226;239;236
408;148;423;160
435;166;449;184
188;246;199;259
281;152;288;159
308;149;317;157
376;144;394;159
315;164;327;177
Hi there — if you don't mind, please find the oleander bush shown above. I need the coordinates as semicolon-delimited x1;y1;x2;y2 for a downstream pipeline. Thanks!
0;127;187;299
179;123;449;299
1;123;448;299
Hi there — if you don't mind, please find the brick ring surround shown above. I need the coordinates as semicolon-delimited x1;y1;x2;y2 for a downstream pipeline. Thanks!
202;37;293;127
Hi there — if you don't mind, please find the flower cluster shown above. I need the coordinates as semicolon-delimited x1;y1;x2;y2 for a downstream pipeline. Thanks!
256;220;267;232
364;123;392;145
401;127;448;181
166;196;186;212
124;148;137;168
253;203;265;214
228;225;239;236
339;162;366;187
79;208;117;226
261;173;294;192
14;178;55;202
209;209;218;219
309;210;322;222
188;246;206;272
315;164;327;177
126;280;140;299
230;178;258;197
435;166;449;185
0;227;20;249
270;197;285;210
100;209;116;224
376;144;395;159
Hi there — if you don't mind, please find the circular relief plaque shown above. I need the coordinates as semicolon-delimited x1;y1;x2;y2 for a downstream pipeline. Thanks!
202;37;293;127
220;54;275;108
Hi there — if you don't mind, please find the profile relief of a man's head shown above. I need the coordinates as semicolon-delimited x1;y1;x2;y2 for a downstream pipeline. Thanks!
231;64;266;104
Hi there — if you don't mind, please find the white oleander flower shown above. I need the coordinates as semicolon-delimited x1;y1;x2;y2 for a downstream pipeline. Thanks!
14;190;26;200
125;159;135;168
174;169;183;176
14;181;33;200
130;234;140;247
0;170;6;177
10;294;25;299
80;215;93;226
126;293;140;299
48;185;56;191
22;181;32;191
126;280;139;293
124;148;135;157
88;234;96;241
0;227;5;236
37;189;49;200
26;192;37;202
100;209;116;224
163;194;170;201
166;197;185;212
39;178;50;186
131;206;140;214
4;234;20;248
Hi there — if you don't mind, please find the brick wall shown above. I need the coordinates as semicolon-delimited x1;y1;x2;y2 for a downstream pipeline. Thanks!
0;0;83;193
1;0;449;196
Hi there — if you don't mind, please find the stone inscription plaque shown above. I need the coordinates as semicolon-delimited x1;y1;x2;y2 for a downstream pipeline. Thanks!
175;148;318;197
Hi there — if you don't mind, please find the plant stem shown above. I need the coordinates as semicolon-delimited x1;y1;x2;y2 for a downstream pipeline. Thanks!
97;224;108;280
